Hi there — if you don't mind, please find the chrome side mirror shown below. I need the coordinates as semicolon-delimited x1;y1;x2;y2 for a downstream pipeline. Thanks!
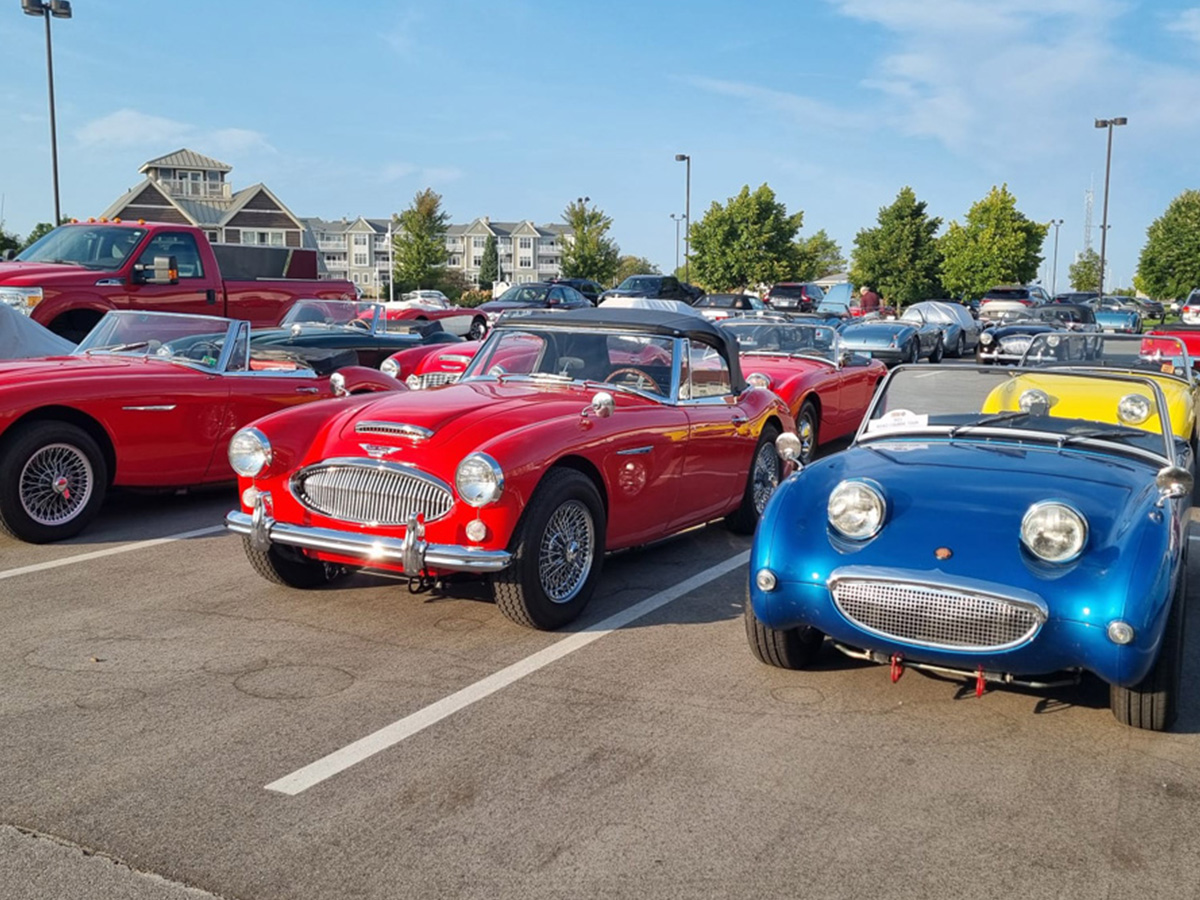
330;371;349;397
776;432;803;470
1156;465;1193;504
582;391;614;420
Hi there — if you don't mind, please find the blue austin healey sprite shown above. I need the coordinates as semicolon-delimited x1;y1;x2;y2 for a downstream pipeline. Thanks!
746;364;1192;730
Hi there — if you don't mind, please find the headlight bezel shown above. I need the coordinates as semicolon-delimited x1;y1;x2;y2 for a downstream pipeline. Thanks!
228;426;272;478
827;478;887;541
0;286;43;312
1117;393;1152;425
1020;500;1088;563
380;357;400;379
455;452;504;508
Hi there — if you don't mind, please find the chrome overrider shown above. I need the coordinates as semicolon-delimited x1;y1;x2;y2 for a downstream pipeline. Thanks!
225;491;512;574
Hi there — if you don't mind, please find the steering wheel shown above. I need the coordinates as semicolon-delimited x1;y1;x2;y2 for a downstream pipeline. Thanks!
348;318;373;331
186;340;223;363
605;367;662;394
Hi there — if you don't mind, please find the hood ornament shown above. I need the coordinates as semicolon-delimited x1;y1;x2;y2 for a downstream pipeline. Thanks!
360;443;401;459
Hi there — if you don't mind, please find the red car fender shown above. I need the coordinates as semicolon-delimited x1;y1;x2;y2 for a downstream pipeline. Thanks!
382;343;456;380
335;365;407;394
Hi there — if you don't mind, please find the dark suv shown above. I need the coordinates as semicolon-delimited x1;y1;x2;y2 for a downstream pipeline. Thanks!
599;274;692;303
766;282;825;312
550;277;605;303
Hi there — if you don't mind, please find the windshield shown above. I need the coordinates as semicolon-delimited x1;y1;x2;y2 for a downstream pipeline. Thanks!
1020;333;1194;385
74;311;236;370
280;299;384;332
861;366;1173;461
723;322;840;361
15;225;147;271
615;277;662;293
463;326;676;396
496;285;549;304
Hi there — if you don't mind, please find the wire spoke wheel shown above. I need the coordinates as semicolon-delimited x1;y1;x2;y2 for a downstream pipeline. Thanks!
751;440;781;515
19;442;94;526
538;499;595;604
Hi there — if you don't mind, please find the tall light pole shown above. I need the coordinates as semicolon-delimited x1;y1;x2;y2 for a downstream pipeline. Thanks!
674;154;690;283
1049;218;1064;296
1094;116;1127;298
669;213;684;274
22;0;72;226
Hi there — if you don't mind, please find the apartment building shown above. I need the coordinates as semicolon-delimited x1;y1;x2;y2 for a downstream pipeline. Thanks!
300;216;392;295
447;217;571;286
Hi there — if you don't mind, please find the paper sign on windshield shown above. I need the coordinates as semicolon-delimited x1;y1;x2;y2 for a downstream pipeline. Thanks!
867;409;929;433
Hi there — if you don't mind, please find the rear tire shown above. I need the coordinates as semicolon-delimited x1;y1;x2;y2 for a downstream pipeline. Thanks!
469;317;487;340
929;336;944;364
1110;568;1186;731
0;421;108;543
242;537;348;589
726;423;782;535
744;587;824;669
795;401;819;465
492;468;606;630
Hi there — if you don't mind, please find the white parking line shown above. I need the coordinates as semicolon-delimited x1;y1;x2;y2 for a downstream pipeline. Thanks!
0;525;226;581
266;549;752;796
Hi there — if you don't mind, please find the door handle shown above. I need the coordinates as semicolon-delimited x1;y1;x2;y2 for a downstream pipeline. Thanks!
206;289;217;305
731;415;748;425
295;386;320;394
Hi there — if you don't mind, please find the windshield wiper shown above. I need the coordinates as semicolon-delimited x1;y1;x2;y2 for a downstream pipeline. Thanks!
948;410;1031;437
1057;426;1148;448
85;341;149;355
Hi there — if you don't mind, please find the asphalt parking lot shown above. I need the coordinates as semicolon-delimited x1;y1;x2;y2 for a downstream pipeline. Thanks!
3;378;1200;900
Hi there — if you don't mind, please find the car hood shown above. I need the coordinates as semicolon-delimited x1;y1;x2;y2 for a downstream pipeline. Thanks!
839;322;914;344
987;323;1055;339
757;439;1167;624
0;353;169;380
738;355;834;380
0;261;113;286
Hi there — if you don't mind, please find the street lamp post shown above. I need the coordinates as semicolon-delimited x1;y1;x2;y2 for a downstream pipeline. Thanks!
1094;116;1127;298
669;213;684;274
674;154;690;283
22;0;72;226
1049;219;1064;296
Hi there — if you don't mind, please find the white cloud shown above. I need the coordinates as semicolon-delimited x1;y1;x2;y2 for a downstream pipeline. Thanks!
1166;8;1200;43
683;76;870;132
74;108;275;157
381;162;462;185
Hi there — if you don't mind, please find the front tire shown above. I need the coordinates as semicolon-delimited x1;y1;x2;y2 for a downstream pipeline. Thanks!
725;423;782;535
1110;568;1187;730
795;401;819;465
953;333;966;358
929;336;944;364
0;421;108;543
744;587;824;668
906;340;920;365
492;468;606;630
241;537;349;589
469;317;487;341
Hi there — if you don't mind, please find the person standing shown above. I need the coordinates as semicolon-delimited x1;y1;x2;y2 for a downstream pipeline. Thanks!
859;285;881;313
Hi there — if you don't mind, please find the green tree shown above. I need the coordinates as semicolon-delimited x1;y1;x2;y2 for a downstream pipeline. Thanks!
689;183;803;291
0;227;19;257
615;255;660;284
1069;247;1102;292
435;267;472;302
1136;189;1200;300
559;198;620;285
392;188;450;292
849;187;943;307
938;184;1049;300
793;229;846;281
477;234;499;287
22;221;57;250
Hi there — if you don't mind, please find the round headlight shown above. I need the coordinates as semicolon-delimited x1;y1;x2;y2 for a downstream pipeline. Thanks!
1107;620;1135;645
229;427;271;478
828;479;886;540
1117;393;1151;425
455;453;504;507
380;358;399;378
1020;501;1087;563
1019;389;1050;416
1046;334;1061;347
746;371;772;390
980;332;994;345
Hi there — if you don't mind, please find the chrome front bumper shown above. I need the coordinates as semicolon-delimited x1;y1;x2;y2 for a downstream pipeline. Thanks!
225;499;511;574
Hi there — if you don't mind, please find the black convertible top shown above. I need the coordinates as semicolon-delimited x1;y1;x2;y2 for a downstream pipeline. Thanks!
495;307;745;390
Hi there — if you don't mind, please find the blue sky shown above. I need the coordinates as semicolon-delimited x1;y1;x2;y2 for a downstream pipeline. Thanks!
2;0;1199;292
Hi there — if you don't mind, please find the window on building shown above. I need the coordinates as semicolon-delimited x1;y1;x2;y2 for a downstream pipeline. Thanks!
519;256;533;269
353;234;368;247
353;252;369;266
473;236;485;248
519;237;532;250
449;255;461;266
242;230;285;246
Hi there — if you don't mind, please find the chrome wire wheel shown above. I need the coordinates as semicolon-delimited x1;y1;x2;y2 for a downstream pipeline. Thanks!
751;439;781;515
19;442;94;526
797;413;816;464
538;499;595;604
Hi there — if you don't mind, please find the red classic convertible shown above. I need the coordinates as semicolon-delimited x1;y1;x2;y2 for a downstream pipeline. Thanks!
0;311;399;544
720;319;887;463
226;308;796;629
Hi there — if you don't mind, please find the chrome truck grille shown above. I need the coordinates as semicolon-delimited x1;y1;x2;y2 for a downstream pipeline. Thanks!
292;459;453;526
831;576;1045;651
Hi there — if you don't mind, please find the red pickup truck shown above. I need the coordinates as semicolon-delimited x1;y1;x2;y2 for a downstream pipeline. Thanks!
0;221;354;342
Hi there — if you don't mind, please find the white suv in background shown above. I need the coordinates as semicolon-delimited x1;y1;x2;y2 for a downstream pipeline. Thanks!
978;284;1051;324
1181;290;1200;324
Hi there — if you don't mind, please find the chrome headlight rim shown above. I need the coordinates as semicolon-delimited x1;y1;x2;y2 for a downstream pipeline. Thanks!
1020;500;1088;563
380;357;400;379
746;371;772;390
980;331;994;345
1117;393;1152;425
229;426;272;478
455;452;504;508
827;478;887;541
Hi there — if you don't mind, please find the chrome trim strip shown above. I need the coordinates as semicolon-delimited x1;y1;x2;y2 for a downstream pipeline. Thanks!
226;509;511;573
616;446;653;455
354;421;433;440
121;405;177;411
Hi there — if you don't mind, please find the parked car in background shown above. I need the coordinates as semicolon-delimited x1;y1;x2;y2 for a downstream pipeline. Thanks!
0;310;399;543
226;307;794;630
1;221;354;342
765;282;825;313
838;313;944;365
251;299;464;368
1179;289;1200;323
976;304;1101;365
693;293;767;321
1089;296;1143;334
747;364;1192;730
382;292;483;338
1053;291;1099;305
473;282;594;338
549;278;605;303
381;340;483;389
399;289;451;305
721;319;886;464
978;284;1052;324
898;300;980;357
1120;296;1165;322
599;274;693;304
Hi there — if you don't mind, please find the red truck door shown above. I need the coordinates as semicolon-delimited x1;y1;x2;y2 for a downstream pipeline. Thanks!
122;231;221;316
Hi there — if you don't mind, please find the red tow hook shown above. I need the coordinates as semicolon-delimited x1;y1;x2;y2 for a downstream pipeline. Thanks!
975;665;987;698
889;653;904;683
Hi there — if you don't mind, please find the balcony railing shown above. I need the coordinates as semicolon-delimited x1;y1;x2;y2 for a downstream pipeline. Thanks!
158;179;232;199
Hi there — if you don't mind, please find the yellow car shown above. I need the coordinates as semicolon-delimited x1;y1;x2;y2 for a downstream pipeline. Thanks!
1013;332;1197;444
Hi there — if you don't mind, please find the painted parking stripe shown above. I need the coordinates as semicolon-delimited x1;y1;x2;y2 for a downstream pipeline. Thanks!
266;549;752;796
0;525;226;581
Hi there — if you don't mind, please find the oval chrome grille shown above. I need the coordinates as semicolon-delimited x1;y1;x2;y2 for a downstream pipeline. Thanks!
832;578;1044;651
293;460;453;525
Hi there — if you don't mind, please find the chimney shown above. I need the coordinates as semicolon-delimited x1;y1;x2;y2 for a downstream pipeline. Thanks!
482;216;489;225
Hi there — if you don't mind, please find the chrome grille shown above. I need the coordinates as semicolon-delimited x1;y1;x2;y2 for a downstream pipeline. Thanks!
416;372;459;389
293;459;453;525
999;336;1032;354
832;578;1044;651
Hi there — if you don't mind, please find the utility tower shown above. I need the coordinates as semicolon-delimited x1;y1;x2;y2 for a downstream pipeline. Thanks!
1083;180;1094;252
